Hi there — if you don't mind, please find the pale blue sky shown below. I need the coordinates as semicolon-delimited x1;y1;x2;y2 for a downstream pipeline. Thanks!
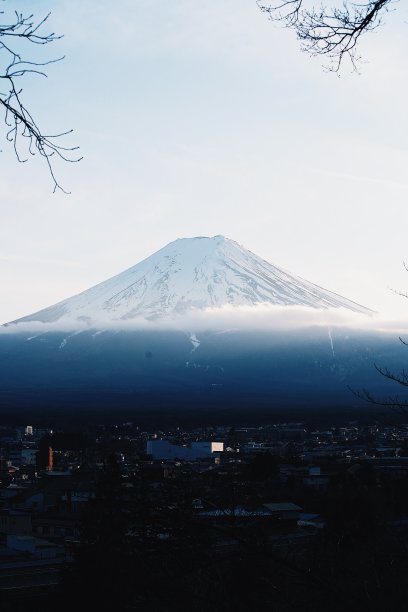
1;0;408;323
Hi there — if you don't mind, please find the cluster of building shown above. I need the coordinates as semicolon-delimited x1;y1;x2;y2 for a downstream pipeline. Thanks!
2;417;408;606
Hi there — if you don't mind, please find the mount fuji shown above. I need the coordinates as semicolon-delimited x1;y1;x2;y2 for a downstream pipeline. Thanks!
2;236;402;417
11;235;371;326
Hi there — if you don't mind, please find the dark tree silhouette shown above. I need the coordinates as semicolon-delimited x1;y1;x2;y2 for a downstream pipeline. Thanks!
350;264;408;410
351;361;408;411
0;3;81;192
349;352;408;410
257;0;394;71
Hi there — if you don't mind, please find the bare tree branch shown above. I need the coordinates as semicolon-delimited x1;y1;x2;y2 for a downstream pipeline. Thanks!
373;363;408;388
348;385;408;411
257;0;395;72
0;3;81;193
349;261;408;411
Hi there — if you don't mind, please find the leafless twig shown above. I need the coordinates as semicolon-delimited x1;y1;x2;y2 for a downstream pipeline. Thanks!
257;0;395;72
0;4;81;192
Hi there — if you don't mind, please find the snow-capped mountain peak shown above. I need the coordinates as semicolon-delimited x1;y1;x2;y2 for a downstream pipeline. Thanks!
12;235;372;324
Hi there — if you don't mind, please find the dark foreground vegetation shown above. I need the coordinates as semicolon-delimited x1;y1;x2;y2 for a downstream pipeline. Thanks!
3;413;408;611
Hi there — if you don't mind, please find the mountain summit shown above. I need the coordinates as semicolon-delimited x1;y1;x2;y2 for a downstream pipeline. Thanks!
13;236;372;324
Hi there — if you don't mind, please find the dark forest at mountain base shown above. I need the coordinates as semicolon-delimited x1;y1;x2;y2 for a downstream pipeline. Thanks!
0;397;402;430
1;327;407;423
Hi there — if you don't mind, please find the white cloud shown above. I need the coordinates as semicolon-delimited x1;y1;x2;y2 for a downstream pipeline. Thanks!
2;304;406;336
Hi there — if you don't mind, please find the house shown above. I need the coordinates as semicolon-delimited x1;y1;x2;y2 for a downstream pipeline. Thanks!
0;509;32;536
7;535;60;560
262;502;302;522
302;466;330;490
147;439;224;460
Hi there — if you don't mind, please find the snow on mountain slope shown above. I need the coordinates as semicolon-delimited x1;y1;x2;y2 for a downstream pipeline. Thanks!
11;236;372;325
